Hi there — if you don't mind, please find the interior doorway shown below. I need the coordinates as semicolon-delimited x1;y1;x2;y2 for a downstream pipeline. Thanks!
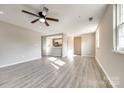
42;34;63;57
74;37;81;55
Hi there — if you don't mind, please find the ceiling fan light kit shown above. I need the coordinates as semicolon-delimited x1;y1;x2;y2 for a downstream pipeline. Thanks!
22;7;59;27
39;18;45;23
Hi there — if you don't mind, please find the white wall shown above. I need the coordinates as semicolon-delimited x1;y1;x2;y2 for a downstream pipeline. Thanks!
81;33;95;57
42;36;47;56
0;21;41;67
67;36;74;57
96;5;124;87
62;34;68;57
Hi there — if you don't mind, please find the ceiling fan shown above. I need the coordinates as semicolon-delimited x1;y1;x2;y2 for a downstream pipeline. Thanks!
22;7;59;26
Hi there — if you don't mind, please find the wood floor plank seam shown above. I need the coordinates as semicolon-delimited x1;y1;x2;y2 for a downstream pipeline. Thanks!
0;56;108;88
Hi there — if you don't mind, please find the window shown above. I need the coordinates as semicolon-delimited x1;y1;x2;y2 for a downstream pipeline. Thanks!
96;30;100;48
115;4;124;52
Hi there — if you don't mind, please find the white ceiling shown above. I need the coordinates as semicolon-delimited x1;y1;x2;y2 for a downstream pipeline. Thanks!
0;4;107;36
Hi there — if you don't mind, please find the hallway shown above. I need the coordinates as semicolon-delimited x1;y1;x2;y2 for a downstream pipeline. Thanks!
0;56;108;88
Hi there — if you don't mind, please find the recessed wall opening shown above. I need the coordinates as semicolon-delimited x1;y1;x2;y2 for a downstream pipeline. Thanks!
42;34;63;57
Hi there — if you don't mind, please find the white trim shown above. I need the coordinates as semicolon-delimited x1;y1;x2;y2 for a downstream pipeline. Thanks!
0;57;41;69
95;57;116;88
82;55;95;57
112;49;124;55
113;4;118;51
114;4;124;53
96;30;100;49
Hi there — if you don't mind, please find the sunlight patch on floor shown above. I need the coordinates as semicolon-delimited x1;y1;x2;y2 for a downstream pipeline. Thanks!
48;57;57;61
50;63;60;69
48;57;66;69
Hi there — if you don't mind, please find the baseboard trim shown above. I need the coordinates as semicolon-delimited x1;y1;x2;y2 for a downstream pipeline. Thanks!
0;57;41;69
81;55;95;57
95;57;116;88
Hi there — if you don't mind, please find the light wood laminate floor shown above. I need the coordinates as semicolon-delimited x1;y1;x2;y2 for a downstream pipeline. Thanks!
0;56;108;88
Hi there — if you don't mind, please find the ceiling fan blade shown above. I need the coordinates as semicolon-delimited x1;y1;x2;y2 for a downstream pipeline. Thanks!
31;18;39;23
45;21;49;26
22;10;39;17
46;17;59;22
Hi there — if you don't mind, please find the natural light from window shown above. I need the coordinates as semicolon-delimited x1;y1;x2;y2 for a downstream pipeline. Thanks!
96;30;100;48
50;63;60;69
48;57;66;69
116;4;124;51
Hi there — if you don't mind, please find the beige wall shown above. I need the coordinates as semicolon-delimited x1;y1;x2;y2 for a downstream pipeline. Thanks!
0;21;41;67
81;33;95;57
66;34;95;57
96;5;124;87
74;37;81;55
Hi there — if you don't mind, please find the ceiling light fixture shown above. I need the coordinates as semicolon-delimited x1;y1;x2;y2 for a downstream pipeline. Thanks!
39;18;45;23
89;17;93;21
